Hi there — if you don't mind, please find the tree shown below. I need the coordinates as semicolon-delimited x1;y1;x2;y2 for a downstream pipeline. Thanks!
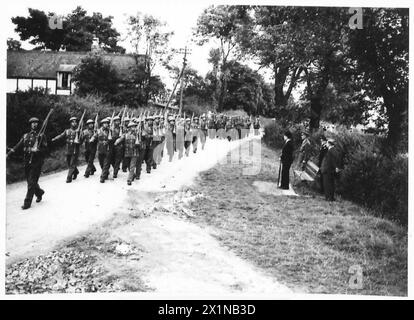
348;8;408;149
127;13;173;104
7;38;22;51
12;7;125;52
194;5;252;111
12;8;65;51
72;53;120;100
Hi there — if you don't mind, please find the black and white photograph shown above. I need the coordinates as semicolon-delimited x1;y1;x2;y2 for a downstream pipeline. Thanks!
1;0;411;303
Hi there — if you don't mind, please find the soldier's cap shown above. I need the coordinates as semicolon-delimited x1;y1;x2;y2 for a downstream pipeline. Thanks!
86;119;94;125
69;116;78;122
153;114;160;118
100;118;110;124
193;117;199;120
28;117;40;123
146;116;154;121
124;117;130;122
327;138;335;144
113;116;121;121
128;122;137;128
186;118;191;122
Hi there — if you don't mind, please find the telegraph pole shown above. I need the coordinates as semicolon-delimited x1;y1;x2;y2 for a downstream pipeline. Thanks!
165;46;191;114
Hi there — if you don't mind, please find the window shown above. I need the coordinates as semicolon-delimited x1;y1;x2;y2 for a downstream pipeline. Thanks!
57;72;71;89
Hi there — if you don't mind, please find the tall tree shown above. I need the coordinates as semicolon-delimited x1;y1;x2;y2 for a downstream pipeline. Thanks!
348;8;408;149
194;5;252;111
12;7;125;52
127;13;173;105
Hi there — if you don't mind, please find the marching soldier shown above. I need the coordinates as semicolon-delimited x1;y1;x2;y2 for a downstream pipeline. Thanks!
176;115;185;159
93;118;113;183
199;114;208;150
110;115;123;178
184;117;192;156
7;117;48;210
141;115;154;174
121;116;131;173
51;116;81;183
165;115;176;162
115;122;140;185
191;116;200;154
152;114;163;169
82;119;97;178
207;113;216;139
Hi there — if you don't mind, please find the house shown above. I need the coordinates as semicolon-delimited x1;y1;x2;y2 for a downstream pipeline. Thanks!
7;49;145;95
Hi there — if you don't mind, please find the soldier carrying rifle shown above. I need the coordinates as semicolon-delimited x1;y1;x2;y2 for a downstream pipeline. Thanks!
82;117;97;178
7;112;52;210
52;112;85;183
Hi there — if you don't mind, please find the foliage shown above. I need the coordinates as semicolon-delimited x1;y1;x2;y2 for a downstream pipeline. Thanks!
7;38;22;51
72;53;120;101
126;12;173;104
11;7;125;52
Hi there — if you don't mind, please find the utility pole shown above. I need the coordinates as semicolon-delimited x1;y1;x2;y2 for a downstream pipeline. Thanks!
165;46;191;114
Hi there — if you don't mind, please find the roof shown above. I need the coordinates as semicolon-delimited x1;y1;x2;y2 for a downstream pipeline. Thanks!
7;50;146;80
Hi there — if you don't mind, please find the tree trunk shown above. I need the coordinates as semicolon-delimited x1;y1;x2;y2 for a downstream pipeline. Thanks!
309;97;323;130
274;66;288;108
384;94;406;152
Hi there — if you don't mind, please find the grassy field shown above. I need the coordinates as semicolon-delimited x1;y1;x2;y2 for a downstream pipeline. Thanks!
188;141;407;296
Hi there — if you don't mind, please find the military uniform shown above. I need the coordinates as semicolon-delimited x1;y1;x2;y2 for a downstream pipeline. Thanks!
94;119;113;183
110;117;123;178
253;118;261;135
82;120;97;177
191;118;199;153
165;117;176;162
140;118;154;174
116;123;140;185
184;119;192;156
121;118;131;172
8;118;47;209
199;115;208;150
175;118;185;159
52;117;80;183
151;117;163;169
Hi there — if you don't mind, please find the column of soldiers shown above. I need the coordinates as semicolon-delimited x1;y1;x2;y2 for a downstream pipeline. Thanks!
7;110;261;210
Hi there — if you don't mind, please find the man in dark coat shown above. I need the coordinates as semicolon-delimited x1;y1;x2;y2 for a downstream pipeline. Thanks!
7;117;48;209
317;135;328;192
320;138;340;201
279;130;294;190
82;119;97;178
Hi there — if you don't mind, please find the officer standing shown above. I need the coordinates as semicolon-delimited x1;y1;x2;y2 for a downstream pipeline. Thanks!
82;119;97;178
7;117;48;209
52;116;81;183
279;131;294;190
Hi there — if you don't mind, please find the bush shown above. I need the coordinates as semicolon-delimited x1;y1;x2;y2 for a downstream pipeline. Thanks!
263;121;408;225
6;91;126;183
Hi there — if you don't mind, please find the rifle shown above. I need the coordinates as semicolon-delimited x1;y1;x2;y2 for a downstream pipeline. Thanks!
74;110;86;144
120;106;127;135
29;108;54;163
108;111;115;140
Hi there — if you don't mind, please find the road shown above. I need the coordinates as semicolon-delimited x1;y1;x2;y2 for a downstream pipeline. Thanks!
6;133;294;296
